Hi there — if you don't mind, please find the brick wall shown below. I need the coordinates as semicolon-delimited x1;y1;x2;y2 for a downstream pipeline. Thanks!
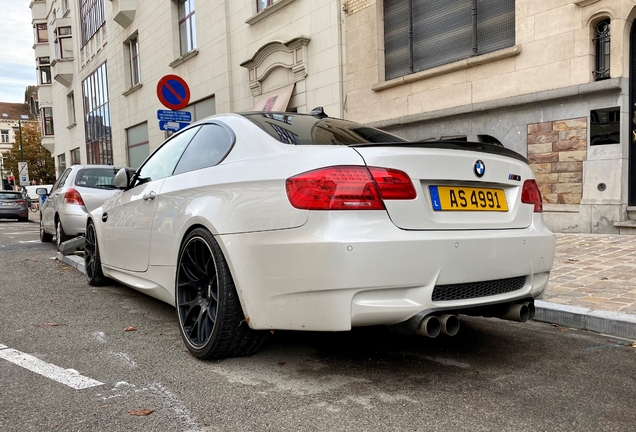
527;118;587;205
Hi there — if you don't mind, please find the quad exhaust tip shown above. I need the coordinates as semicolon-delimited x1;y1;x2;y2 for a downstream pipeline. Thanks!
499;301;535;322
415;314;460;338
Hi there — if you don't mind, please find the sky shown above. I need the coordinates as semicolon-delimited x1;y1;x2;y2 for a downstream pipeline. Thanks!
0;0;38;103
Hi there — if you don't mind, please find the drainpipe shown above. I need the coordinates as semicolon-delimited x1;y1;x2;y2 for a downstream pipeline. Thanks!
472;0;478;55
409;0;414;73
224;0;234;112
337;0;346;118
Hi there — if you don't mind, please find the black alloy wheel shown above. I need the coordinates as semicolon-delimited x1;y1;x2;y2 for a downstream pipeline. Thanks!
40;216;53;242
85;221;106;286
176;228;267;359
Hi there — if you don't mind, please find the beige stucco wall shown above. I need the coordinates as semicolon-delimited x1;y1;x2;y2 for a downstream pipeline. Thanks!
344;0;636;124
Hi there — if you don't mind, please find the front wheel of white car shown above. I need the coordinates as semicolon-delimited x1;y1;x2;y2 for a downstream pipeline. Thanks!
176;228;267;360
85;221;107;286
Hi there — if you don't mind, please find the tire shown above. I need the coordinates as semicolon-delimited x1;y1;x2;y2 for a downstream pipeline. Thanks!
40;216;53;242
56;219;69;251
175;228;267;360
85;221;107;286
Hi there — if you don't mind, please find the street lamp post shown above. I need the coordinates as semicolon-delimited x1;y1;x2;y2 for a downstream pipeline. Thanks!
18;119;23;162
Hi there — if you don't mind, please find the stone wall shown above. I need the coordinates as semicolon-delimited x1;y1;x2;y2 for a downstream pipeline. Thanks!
528;118;587;205
344;0;370;15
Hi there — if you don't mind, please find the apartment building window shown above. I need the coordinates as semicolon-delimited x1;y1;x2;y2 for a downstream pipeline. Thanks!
257;0;274;11
594;19;610;81
80;0;106;46
58;154;67;177
36;23;48;43
184;96;216;121
42;107;54;135
70;148;81;165
55;27;73;59
67;92;76;125
384;0;515;81
1;130;8;143
126;122;149;169
178;0;197;55
124;34;141;88
82;62;113;164
37;57;52;84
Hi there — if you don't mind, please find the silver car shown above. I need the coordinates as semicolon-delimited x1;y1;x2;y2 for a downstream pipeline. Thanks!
38;165;123;249
0;190;29;222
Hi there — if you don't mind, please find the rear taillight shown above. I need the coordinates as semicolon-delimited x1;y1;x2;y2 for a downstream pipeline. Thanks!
286;166;416;210
521;179;543;213
64;188;85;206
16;200;26;205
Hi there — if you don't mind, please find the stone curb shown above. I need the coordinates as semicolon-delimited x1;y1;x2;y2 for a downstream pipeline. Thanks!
534;300;636;340
56;252;86;275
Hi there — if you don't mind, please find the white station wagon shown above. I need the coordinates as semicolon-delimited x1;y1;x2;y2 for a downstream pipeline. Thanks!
85;110;555;359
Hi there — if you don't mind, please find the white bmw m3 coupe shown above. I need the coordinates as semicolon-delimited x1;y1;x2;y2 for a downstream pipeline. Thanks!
85;110;555;359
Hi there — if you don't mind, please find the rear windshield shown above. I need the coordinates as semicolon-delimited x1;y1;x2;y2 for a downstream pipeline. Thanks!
0;193;21;200
242;113;408;145
74;168;120;189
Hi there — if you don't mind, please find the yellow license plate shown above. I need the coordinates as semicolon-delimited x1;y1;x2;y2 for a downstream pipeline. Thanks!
429;186;508;211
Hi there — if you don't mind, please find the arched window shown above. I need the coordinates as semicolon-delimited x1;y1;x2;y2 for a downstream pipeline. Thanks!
593;19;610;81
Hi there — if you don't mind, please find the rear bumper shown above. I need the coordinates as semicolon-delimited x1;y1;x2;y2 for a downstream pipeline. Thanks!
0;206;27;219
59;206;88;236
218;212;555;331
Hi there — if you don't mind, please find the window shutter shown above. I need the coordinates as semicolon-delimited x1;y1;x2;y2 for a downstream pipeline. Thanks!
384;0;411;81
477;0;515;55
412;0;473;72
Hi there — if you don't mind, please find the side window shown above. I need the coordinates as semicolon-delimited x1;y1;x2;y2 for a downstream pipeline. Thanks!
136;126;200;184
173;124;234;175
53;168;72;191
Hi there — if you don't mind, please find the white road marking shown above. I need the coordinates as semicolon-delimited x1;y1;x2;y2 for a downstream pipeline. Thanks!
5;232;39;235
19;240;40;244
0;345;103;390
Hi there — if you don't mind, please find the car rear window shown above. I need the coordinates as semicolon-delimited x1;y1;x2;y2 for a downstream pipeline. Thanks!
0;193;21;200
242;113;408;145
74;168;120;189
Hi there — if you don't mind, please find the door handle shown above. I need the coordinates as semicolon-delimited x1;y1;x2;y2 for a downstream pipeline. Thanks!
143;191;156;201
102;212;108;223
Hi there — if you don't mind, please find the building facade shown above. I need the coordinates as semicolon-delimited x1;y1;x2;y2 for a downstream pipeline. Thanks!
343;0;636;234
30;0;345;173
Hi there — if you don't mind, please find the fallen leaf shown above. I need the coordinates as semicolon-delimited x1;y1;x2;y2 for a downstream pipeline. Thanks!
560;329;569;332
631;343;636;349
33;323;66;328
278;362;286;366
550;324;559;327
245;317;250;324
270;329;275;334
600;277;608;281
101;405;109;409
128;409;154;416
124;326;137;332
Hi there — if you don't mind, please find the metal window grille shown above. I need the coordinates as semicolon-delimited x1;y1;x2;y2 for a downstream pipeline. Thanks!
593;19;610;81
384;0;515;81
82;63;113;165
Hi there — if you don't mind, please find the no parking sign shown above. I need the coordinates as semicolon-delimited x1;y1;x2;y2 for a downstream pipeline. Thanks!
156;75;191;110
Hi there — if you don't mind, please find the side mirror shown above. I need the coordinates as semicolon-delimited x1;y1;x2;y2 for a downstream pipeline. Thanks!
36;188;48;196
113;168;132;190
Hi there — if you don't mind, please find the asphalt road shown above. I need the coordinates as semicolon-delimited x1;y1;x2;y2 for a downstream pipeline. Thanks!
1;219;635;432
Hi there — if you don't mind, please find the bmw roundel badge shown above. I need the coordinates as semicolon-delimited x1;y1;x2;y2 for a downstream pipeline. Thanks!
474;160;485;178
